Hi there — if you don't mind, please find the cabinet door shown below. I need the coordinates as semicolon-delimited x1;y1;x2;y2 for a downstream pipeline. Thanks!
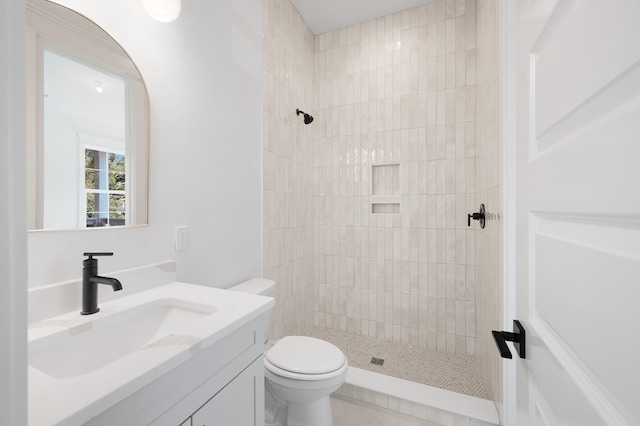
191;357;264;426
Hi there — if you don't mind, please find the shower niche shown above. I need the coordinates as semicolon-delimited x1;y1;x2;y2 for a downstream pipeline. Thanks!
371;163;400;214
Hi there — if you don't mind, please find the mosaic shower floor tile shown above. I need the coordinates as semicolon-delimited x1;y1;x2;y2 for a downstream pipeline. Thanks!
303;327;490;400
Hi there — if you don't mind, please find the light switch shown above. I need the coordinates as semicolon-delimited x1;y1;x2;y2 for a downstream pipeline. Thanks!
175;226;189;251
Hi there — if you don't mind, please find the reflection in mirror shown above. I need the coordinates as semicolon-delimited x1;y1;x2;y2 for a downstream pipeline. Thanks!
26;0;149;230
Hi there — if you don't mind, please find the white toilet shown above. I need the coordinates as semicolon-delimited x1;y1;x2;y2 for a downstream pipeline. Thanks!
229;278;348;426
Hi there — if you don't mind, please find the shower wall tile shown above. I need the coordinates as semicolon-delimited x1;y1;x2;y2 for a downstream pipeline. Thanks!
313;0;477;356
263;0;315;339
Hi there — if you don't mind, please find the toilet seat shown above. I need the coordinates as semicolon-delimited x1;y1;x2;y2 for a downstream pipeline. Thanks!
264;356;348;382
265;336;347;380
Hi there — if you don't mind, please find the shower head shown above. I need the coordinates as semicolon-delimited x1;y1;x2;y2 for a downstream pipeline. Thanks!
296;108;314;125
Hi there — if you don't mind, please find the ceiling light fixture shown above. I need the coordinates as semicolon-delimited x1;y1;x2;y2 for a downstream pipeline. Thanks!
139;0;181;22
94;81;104;93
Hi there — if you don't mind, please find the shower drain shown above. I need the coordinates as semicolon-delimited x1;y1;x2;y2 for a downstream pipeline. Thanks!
370;357;385;366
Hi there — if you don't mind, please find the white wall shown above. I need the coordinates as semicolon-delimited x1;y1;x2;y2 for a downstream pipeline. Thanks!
0;0;28;423
28;0;264;290
42;108;79;229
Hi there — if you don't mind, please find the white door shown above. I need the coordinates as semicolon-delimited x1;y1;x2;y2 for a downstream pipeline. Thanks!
515;0;640;425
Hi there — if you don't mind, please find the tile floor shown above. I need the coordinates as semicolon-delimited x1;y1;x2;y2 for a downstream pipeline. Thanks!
331;396;438;426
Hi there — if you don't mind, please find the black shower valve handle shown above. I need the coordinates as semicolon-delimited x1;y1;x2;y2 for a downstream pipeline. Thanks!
467;212;482;226
467;204;486;228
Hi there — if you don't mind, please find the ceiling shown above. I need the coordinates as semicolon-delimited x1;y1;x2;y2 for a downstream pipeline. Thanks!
290;0;437;34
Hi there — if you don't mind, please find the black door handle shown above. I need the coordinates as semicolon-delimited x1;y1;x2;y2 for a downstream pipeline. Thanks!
467;204;485;228
492;320;526;359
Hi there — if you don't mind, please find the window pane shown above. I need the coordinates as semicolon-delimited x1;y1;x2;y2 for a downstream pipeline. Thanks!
109;153;125;170
109;171;125;191
109;194;126;218
86;193;108;227
85;170;98;189
85;149;98;169
86;193;97;218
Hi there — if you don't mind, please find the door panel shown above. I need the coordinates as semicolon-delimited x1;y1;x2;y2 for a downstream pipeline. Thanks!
516;0;640;424
534;0;640;139
528;354;600;426
535;219;640;410
532;68;640;212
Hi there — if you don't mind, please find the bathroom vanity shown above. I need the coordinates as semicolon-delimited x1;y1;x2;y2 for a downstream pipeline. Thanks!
28;282;273;426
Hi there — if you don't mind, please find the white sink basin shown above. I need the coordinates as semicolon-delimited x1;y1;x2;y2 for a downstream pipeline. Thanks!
29;299;216;379
28;282;274;426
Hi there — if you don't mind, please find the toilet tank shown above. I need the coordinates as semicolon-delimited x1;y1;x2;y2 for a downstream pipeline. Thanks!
228;278;275;342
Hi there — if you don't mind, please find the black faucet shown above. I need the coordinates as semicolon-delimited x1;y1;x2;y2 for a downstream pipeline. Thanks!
81;252;123;315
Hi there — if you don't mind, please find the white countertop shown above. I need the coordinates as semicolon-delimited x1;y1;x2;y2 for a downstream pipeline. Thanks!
28;282;273;426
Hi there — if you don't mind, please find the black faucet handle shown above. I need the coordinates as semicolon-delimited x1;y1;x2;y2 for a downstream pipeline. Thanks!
83;252;114;260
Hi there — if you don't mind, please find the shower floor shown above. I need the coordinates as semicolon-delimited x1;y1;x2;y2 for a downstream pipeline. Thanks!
303;327;489;400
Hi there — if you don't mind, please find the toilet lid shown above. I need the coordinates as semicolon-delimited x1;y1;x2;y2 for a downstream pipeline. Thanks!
266;336;346;375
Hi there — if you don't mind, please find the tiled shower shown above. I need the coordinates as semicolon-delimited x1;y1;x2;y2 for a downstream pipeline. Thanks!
313;0;477;356
263;0;502;407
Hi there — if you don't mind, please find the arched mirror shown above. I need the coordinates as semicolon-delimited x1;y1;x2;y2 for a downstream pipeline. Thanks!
26;0;149;230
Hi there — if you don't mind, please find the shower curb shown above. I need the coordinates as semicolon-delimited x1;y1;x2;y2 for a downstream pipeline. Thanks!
332;367;499;426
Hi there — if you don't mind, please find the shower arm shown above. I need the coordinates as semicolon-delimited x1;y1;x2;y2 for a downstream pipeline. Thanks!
296;108;314;124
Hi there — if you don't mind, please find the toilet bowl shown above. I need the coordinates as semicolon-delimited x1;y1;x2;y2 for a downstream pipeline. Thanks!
228;279;348;426
264;336;348;426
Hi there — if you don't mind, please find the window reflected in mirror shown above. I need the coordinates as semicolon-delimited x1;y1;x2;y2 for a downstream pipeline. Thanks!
84;149;126;227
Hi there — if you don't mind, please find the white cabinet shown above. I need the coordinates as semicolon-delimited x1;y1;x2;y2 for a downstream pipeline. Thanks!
190;356;263;426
